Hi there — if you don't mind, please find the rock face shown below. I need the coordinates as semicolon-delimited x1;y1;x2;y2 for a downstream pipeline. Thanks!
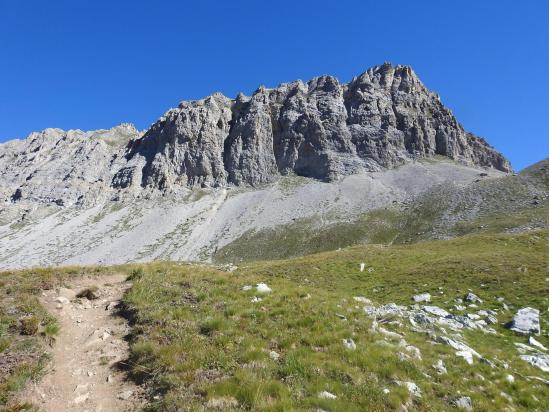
0;124;139;207
118;63;510;190
0;63;510;207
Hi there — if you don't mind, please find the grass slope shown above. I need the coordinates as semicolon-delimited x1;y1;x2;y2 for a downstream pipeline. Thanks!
214;160;549;263
2;231;547;410
123;230;549;411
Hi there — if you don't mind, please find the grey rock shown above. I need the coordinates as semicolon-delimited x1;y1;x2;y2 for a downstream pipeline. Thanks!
529;336;548;351
117;390;134;400
464;292;482;303
396;381;422;398
452;396;473;411
520;354;549;372
318;391;337;399
507;307;540;335
422;305;450;317
432;359;447;374
413;293;431;303
343;338;357;350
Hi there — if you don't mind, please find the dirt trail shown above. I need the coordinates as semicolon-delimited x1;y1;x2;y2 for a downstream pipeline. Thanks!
23;274;142;411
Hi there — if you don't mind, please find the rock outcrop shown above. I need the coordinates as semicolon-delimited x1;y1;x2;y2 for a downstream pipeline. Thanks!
1;63;511;204
115;63;510;190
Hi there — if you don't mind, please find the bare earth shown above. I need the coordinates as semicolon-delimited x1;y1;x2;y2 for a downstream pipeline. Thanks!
23;274;141;411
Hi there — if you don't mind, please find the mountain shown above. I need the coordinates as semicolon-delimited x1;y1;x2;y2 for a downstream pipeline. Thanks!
1;63;543;270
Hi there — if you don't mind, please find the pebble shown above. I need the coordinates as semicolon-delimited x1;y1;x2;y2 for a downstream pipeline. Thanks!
318;391;337;399
343;338;356;350
353;296;371;304
256;283;272;293
528;336;548;351
396;381;421;398
413;293;431;303
432;359;447;374
464;293;482;303
269;350;280;360
117;390;134;400
73;393;89;404
453;396;473;411
55;296;70;305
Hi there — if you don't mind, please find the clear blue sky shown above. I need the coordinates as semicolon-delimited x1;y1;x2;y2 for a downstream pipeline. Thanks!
1;1;547;170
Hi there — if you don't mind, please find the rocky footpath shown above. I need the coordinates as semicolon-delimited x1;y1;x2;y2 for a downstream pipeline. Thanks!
22;274;142;411
1;63;510;208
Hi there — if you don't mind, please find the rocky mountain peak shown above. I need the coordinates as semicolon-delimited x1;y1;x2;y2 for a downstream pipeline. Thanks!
2;63;511;206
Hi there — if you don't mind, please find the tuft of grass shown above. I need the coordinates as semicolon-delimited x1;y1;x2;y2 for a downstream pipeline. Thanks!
18;317;39;336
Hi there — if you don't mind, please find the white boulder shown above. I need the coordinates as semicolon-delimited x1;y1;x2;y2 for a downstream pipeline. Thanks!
256;283;272;293
413;293;431;303
508;307;540;335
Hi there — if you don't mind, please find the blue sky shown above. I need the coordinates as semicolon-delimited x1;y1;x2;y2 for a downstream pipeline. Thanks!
0;0;547;170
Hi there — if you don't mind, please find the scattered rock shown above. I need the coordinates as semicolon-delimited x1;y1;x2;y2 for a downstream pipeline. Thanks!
464;293;482;303
371;320;403;339
423;305;450;318
73;393;89;404
506;374;515;383
364;303;407;318
250;296;262;303
256;283;272;293
432;359;447;374
117;390;134;400
413;293;431;303
105;301;120;311
403;344;422;360
507;307;540;335
456;350;474;365
269;350;280;361
343;338;357;350
318;391;337;399
242;285;252;291
396;381;421;398
353;296;371;304
452;396;473;411
528;336;547;351
55;296;70;305
437;336;480;363
485;314;498;325
359;263;365;272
